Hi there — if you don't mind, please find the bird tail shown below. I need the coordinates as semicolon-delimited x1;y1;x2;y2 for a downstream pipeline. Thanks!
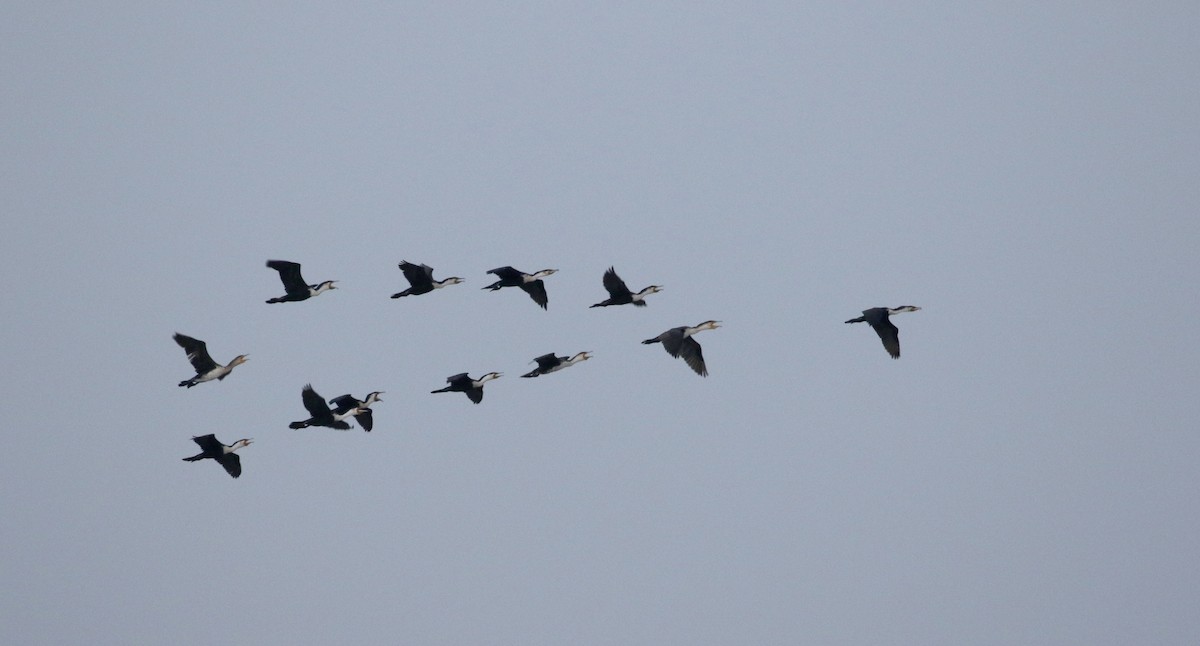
288;421;309;429
589;302;605;308
481;282;502;291
390;290;409;299
431;387;451;394
182;454;203;462
521;370;540;378
266;297;282;304
844;316;865;324
641;338;660;345
179;379;196;388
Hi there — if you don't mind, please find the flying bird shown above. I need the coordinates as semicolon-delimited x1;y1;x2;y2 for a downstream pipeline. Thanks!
265;260;336;304
844;306;921;359
289;384;364;430
590;267;661;308
482;266;557;309
173;333;248;388
521;352;593;378
182;434;252;479
642;320;722;377
328;391;384;432
391;261;463;299
431;372;502;404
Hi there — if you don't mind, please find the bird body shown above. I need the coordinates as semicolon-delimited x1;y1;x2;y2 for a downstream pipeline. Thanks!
642;320;721;376
173;333;248;388
265;260;336;303
482;266;557;309
521;352;592;378
290;384;364;430
431;372;501;404
182;434;252;478
845;306;921;359
590;267;661;308
391;262;462;298
329;391;384;432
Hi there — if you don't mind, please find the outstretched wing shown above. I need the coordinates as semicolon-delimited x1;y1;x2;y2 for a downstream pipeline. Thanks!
328;394;358;410
466;387;484;404
520;280;549;309
870;319;902;359
191;434;222;454
400;261;435;288
300;384;331;416
267;260;308;296
174;333;217;373
355;409;374;432
487;266;522;281
677;337;708;377
532;353;561;370
218;453;242;478
601;267;632;299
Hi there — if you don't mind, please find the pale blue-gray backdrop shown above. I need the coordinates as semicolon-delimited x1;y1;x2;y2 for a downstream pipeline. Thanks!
3;3;1198;644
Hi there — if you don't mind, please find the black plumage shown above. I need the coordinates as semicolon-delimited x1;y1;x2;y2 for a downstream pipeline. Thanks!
289;384;353;430
182;434;250;478
482;266;555;310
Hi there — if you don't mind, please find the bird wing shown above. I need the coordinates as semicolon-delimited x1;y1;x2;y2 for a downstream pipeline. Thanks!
300;384;331;416
870;319;901;359
658;328;687;357
356;409;374;432
532;353;561;370
520;280;549;309
267;260;309;296
446;373;470;386
191;434;222;454
487;266;522;280
678;337;708;377
601;267;632;298
400;262;434;288
174;334;217;373
328;394;358;409
466;387;484;404
218;453;242;478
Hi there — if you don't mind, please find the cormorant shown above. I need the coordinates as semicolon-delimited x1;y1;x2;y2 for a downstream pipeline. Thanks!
642;320;721;377
182;434;251;478
289;384;363;430
173;333;248;388
431;372;502;404
265;260;336;304
844;306;921;359
391;262;463;299
590;267;661;308
329;391;384;432
521;352;592;378
482;266;557;309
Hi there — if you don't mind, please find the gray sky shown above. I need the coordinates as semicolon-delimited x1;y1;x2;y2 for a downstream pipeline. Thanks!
3;3;1198;644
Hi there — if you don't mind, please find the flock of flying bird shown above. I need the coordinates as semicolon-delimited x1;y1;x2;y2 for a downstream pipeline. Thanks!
178;259;920;478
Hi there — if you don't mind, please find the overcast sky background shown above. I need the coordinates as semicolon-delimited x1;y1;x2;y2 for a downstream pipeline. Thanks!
3;3;1198;644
